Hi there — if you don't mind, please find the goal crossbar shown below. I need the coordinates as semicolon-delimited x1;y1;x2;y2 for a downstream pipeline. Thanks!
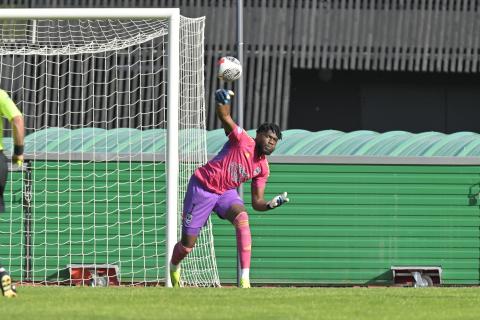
0;8;180;19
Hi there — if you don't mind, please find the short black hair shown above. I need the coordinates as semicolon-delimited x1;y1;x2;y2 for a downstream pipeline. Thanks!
256;122;282;140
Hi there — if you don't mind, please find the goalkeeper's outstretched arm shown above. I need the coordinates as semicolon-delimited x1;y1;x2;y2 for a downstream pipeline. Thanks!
215;89;236;135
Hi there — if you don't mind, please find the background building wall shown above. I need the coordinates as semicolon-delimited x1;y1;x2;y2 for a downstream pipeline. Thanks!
214;162;480;285
3;160;478;285
3;0;479;131
289;69;480;132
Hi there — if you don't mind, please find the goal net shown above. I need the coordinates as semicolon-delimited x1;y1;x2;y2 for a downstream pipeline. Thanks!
0;9;219;287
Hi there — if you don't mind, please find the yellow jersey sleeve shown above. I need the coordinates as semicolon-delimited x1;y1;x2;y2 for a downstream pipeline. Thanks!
0;89;22;121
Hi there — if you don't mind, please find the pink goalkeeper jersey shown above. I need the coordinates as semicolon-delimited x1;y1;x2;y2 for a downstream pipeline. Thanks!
194;126;270;194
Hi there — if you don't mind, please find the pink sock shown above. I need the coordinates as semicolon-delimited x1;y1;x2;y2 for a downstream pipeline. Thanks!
170;242;193;266
233;212;251;269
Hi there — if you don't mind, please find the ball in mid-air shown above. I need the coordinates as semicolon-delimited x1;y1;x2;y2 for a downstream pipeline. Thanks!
217;56;242;82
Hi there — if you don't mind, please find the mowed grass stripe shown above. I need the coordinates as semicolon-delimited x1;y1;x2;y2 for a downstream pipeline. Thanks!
1;287;479;320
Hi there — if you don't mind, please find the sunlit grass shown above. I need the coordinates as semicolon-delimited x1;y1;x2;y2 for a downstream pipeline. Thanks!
0;286;479;320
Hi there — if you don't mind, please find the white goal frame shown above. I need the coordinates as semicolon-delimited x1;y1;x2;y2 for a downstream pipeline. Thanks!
0;8;181;287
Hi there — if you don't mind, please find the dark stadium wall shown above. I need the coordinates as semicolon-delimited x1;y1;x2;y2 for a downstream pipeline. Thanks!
289;70;480;133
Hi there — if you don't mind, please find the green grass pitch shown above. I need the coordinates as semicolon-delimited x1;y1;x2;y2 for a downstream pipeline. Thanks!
1;286;479;320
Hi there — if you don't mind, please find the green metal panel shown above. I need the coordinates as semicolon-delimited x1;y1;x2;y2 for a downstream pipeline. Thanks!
355;131;413;156
277;130;344;155
3;159;480;286
423;132;479;156
206;129;229;154
390;132;445;156
213;164;480;285
318;131;376;155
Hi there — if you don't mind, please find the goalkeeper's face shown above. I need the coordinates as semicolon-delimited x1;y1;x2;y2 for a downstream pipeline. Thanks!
255;130;279;156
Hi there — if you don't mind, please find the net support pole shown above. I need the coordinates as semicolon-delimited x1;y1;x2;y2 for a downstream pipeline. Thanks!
22;161;33;282
166;9;181;288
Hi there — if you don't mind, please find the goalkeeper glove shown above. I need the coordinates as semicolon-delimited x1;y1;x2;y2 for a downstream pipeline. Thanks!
12;154;23;168
267;192;289;209
215;89;234;105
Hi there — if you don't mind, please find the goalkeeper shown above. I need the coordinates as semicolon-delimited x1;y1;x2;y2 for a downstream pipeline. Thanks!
170;89;289;288
0;89;24;298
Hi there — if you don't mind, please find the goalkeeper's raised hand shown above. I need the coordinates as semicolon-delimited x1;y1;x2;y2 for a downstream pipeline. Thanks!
267;192;290;209
215;89;234;105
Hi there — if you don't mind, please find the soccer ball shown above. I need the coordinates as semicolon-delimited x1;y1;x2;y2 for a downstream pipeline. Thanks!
217;56;242;82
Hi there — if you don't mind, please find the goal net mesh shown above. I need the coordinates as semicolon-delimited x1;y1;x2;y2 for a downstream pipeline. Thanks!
0;15;220;287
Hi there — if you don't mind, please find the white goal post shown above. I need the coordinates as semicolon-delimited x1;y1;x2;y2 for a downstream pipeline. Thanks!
0;8;219;287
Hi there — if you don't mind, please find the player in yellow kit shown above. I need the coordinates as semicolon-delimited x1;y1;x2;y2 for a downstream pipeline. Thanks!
0;89;24;298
